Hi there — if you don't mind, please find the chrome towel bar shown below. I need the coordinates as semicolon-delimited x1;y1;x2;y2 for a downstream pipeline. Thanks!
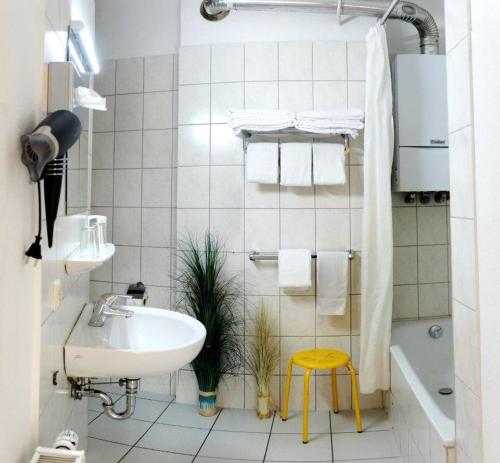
249;250;358;261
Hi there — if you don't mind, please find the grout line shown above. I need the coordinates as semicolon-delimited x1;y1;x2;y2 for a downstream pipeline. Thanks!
116;397;174;463
191;408;223;462
262;413;276;462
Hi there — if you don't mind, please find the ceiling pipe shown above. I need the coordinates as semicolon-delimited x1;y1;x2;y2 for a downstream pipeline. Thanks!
200;0;439;54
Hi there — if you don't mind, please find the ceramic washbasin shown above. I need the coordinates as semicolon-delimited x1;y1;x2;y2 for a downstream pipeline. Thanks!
65;304;206;378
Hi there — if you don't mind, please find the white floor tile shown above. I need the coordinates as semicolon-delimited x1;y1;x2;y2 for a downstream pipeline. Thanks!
332;431;400;461
121;447;193;462
214;409;273;433
331;409;392;433
137;390;174;402
198;430;269;461
195;458;261;463
86;437;130;463
137;423;208;454
157;403;219;429
114;397;169;422
88;416;151;445
336;460;402;463
266;433;332;461
272;411;330;434
88;410;101;424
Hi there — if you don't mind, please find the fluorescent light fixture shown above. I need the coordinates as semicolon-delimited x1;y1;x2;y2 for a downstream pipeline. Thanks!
69;20;100;74
68;39;85;74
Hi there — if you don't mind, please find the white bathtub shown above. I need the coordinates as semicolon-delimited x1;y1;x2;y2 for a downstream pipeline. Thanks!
390;319;455;463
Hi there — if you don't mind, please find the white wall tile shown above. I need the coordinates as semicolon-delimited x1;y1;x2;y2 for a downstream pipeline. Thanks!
211;125;244;165
245;183;279;209
177;166;210;208
245;41;278;81
114;131;142;168
280;209;315;250
93;132;114;169
141;247;171;286
210;165;244;208
449;127;475;219
454;300;480;392
450;218;477;309
145;54;174;92
313;81;348;111
313;41;347;81
315;184;349;209
393;207;417;246
445;0;470;52
417;207;448;245
211;43;244;83
280;296;315;337
245;81;279;110
142;208;171;248
417;245;448;284
280;186;315;209
245;209;280;253
447;37;472;132
92;170;113;207
116;57;144;94
210;209;244;253
94;96;115;132
455;378;481;463
113;207;141;246
279;41;313;81
279;81;313;112
142;169;172;208
178;84;211;125
144;92;173;130
178;125;210;166
316;209;350;251
113;169;142;207
347;41;367;81
115;94;143;131
94;59;116;96
177;209;210;243
113;246;141;283
142;130;173;168
394;247;418;285
393;285;419;319
179;45;211;85
418;283;449;317
211;83;244;124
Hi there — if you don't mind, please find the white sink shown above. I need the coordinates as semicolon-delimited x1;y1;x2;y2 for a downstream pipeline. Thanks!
65;304;206;378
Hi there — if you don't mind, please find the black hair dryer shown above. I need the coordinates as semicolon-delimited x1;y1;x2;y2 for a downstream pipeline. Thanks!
21;110;82;255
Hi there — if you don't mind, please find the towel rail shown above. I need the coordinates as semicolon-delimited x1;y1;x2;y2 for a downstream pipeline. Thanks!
249;250;358;261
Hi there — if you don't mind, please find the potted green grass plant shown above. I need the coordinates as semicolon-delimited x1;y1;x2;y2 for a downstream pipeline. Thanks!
177;233;243;416
247;302;279;419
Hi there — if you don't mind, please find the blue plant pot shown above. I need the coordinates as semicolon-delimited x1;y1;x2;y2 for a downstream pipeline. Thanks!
198;390;218;416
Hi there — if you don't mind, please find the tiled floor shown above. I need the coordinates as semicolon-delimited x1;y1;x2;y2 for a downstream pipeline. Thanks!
87;390;401;463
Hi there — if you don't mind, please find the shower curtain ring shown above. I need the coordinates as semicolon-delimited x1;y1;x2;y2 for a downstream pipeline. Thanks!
337;0;343;25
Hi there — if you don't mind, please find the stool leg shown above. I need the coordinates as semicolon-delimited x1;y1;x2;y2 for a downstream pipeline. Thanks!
303;369;312;444
332;368;339;413
281;359;293;421
347;362;363;433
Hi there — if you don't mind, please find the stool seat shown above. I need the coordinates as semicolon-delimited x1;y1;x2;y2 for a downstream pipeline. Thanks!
282;348;363;443
292;348;350;370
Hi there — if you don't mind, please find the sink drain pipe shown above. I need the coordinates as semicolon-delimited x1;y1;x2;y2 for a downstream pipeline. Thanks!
71;378;140;420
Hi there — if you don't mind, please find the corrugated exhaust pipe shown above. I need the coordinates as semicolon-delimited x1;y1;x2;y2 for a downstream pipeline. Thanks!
200;0;439;54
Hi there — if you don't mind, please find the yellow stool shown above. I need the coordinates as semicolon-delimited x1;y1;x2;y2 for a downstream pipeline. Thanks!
281;348;363;443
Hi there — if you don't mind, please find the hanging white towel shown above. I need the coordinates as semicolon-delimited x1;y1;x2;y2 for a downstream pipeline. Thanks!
313;143;346;185
278;249;312;289
246;142;279;184
317;252;349;316
280;142;312;187
359;25;394;395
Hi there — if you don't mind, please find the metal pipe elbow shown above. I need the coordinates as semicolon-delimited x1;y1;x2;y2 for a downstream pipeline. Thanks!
200;0;230;21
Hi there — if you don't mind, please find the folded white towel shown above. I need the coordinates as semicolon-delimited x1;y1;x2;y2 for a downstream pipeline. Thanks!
278;249;312;289
297;109;365;122
228;109;296;135
313;143;346;185
317;251;349;316
246;142;279;184
295;109;365;138
280;142;312;187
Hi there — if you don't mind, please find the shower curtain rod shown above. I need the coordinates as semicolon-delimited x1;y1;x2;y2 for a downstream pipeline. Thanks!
200;0;439;54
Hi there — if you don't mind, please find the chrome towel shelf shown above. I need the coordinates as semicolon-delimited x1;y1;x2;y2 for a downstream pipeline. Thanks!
249;250;358;261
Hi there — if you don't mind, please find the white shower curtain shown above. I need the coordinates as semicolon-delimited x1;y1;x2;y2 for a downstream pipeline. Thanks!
359;24;394;394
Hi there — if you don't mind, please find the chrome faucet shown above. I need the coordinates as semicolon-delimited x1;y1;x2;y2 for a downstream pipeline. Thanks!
88;293;135;327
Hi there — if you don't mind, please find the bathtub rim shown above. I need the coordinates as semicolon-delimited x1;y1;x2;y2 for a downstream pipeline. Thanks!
390;344;455;448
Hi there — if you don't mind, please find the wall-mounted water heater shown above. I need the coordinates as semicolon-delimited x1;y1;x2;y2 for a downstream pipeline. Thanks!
392;54;449;192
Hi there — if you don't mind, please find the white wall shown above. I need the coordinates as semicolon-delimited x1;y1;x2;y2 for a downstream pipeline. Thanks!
470;1;500;461
181;0;445;55
0;1;44;461
95;0;180;60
